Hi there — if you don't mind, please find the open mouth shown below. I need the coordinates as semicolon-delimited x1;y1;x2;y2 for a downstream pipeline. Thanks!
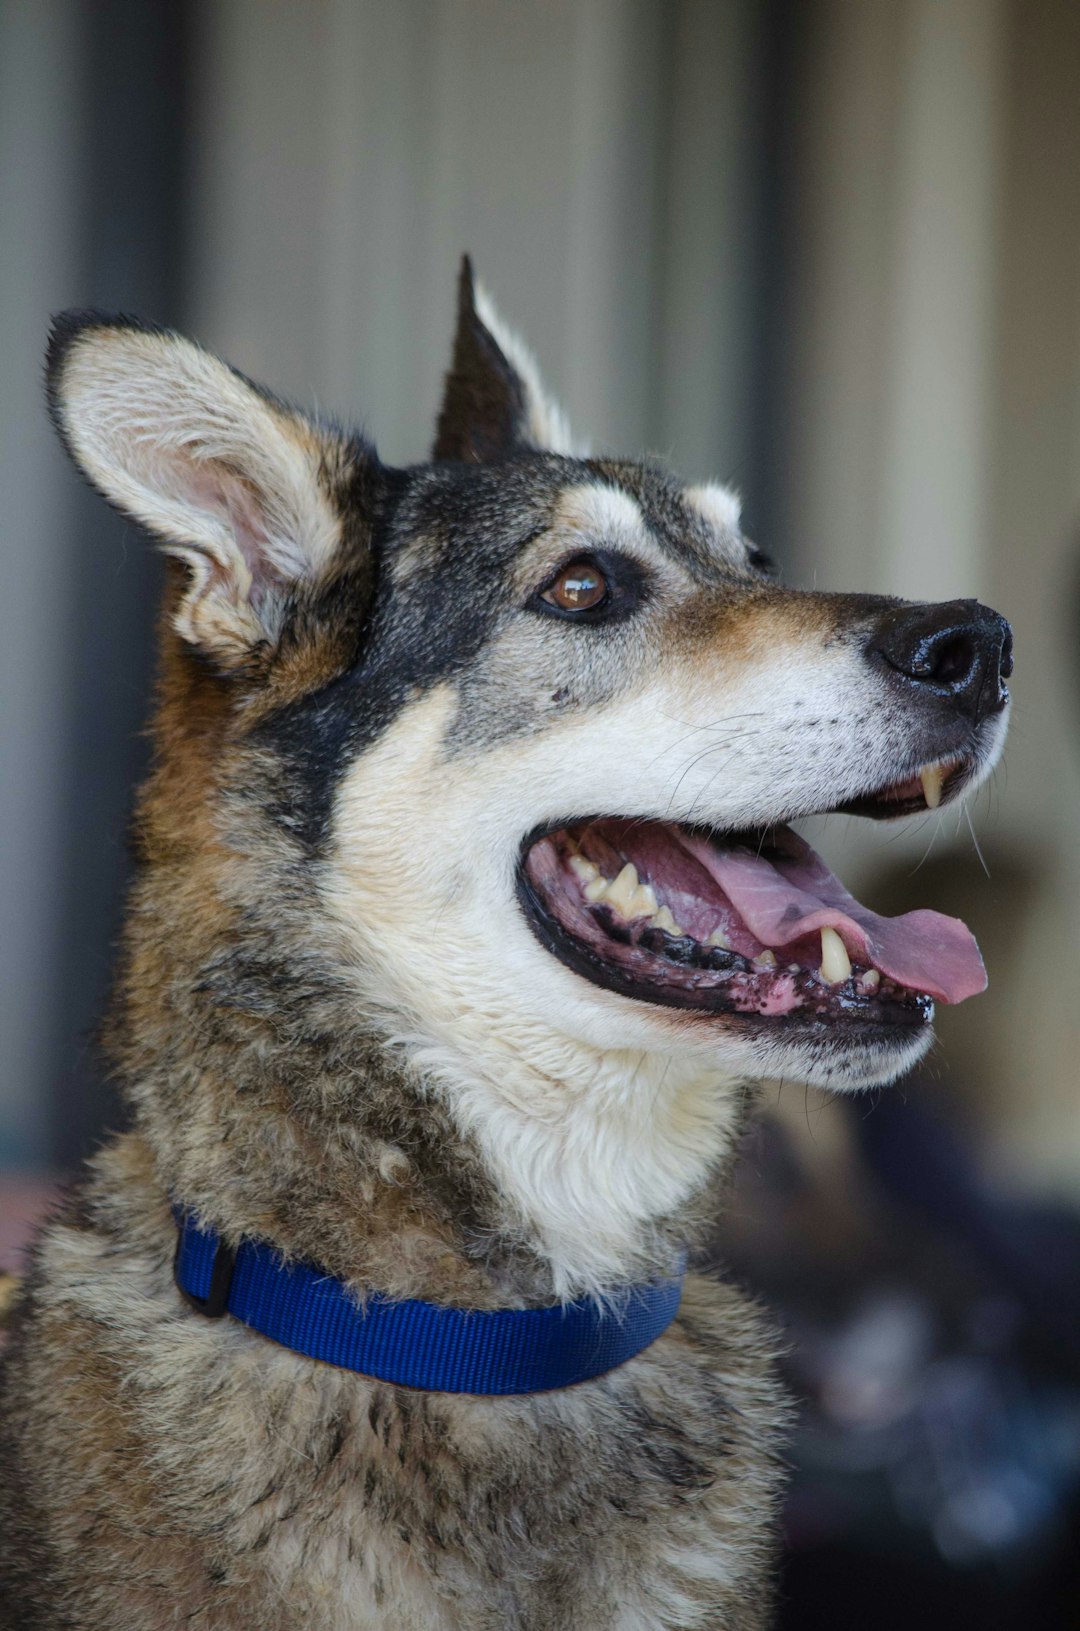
518;757;986;1036
837;753;971;818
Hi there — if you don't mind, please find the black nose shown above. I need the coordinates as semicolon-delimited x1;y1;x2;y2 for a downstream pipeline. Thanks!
871;599;1013;724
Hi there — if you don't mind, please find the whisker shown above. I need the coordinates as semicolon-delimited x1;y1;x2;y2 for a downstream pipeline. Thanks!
663;730;762;816
964;803;991;879
680;746;761;825
641;721;762;784
907;816;940;876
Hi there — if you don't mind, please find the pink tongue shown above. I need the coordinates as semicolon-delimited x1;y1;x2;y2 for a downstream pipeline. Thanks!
675;830;986;1004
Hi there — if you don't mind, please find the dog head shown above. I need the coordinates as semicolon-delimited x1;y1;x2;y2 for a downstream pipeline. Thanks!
47;262;1011;1288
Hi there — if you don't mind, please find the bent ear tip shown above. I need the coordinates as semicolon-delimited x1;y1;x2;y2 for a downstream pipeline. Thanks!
47;307;156;366
45;310;165;420
46;310;103;413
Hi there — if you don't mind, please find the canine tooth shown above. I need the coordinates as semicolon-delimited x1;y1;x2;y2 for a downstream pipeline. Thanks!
754;950;778;969
920;761;945;810
584;876;609;903
605;862;643;919
652;906;685;936
787;964;801;975
860;968;881;991
569;855;600;885
707;927;731;950
819;927;852;984
631;882;659;919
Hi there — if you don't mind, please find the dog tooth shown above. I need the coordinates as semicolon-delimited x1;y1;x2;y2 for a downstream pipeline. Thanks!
569;855;600;886
605;862;643;919
787;964;801;975
818;927;852;984
652;906;685;936
584;876;609;903
631;882;659;918
754;950;778;969
859;968;881;991
920;761;945;810
707;927;731;950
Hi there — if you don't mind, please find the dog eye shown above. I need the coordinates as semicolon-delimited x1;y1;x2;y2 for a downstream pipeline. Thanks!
528;549;646;624
539;559;609;614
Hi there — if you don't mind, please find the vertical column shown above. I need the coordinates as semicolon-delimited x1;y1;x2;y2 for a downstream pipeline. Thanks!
652;0;769;489
778;0;1004;604
0;2;82;1167
877;0;1005;603
50;0;194;1165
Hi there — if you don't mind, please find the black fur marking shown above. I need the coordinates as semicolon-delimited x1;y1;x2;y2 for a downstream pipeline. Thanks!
432;255;532;463
256;479;508;849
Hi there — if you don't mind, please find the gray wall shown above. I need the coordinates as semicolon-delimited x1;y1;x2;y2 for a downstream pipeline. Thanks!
187;0;772;476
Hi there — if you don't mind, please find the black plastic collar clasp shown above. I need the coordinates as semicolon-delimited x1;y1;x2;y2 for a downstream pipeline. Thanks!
174;1226;237;1319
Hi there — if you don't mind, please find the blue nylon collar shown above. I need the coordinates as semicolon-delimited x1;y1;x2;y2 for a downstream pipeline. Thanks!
173;1211;684;1395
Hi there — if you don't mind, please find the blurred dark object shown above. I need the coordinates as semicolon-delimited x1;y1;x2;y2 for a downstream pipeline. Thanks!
717;1087;1080;1629
859;1093;1080;1368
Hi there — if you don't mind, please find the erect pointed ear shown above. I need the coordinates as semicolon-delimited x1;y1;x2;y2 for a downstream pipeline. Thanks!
432;256;581;463
47;312;378;667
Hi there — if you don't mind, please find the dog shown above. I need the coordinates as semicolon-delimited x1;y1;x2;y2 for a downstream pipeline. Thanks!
0;259;1011;1629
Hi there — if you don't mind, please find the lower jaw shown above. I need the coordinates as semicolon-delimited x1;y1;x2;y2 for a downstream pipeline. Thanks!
741;1019;934;1093
516;869;933;1048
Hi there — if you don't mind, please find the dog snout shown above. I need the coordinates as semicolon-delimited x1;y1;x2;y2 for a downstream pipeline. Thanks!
868;599;1013;725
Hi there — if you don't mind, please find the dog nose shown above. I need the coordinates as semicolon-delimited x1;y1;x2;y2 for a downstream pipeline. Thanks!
870;599;1013;724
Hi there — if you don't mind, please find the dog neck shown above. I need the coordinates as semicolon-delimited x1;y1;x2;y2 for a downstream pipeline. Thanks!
114;885;746;1308
393;1009;749;1301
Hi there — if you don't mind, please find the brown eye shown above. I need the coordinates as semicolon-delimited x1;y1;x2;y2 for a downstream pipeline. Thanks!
541;559;608;613
529;549;646;624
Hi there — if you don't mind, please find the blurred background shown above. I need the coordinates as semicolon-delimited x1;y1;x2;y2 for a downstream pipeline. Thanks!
2;0;1079;1623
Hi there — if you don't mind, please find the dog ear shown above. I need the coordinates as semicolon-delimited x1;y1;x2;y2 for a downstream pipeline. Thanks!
47;312;377;667
432;256;579;462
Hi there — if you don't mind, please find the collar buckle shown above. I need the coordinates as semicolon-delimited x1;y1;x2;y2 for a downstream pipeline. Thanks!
174;1225;236;1319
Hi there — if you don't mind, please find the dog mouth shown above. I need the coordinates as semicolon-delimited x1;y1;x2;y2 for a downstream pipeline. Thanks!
518;756;986;1033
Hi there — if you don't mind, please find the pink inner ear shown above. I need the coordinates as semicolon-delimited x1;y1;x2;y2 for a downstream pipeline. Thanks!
183;457;287;606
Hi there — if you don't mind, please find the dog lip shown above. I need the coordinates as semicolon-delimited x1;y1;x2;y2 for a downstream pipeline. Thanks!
518;816;799;860
514;860;932;1034
516;750;980;866
514;818;950;1025
514;728;991;1018
832;750;977;821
